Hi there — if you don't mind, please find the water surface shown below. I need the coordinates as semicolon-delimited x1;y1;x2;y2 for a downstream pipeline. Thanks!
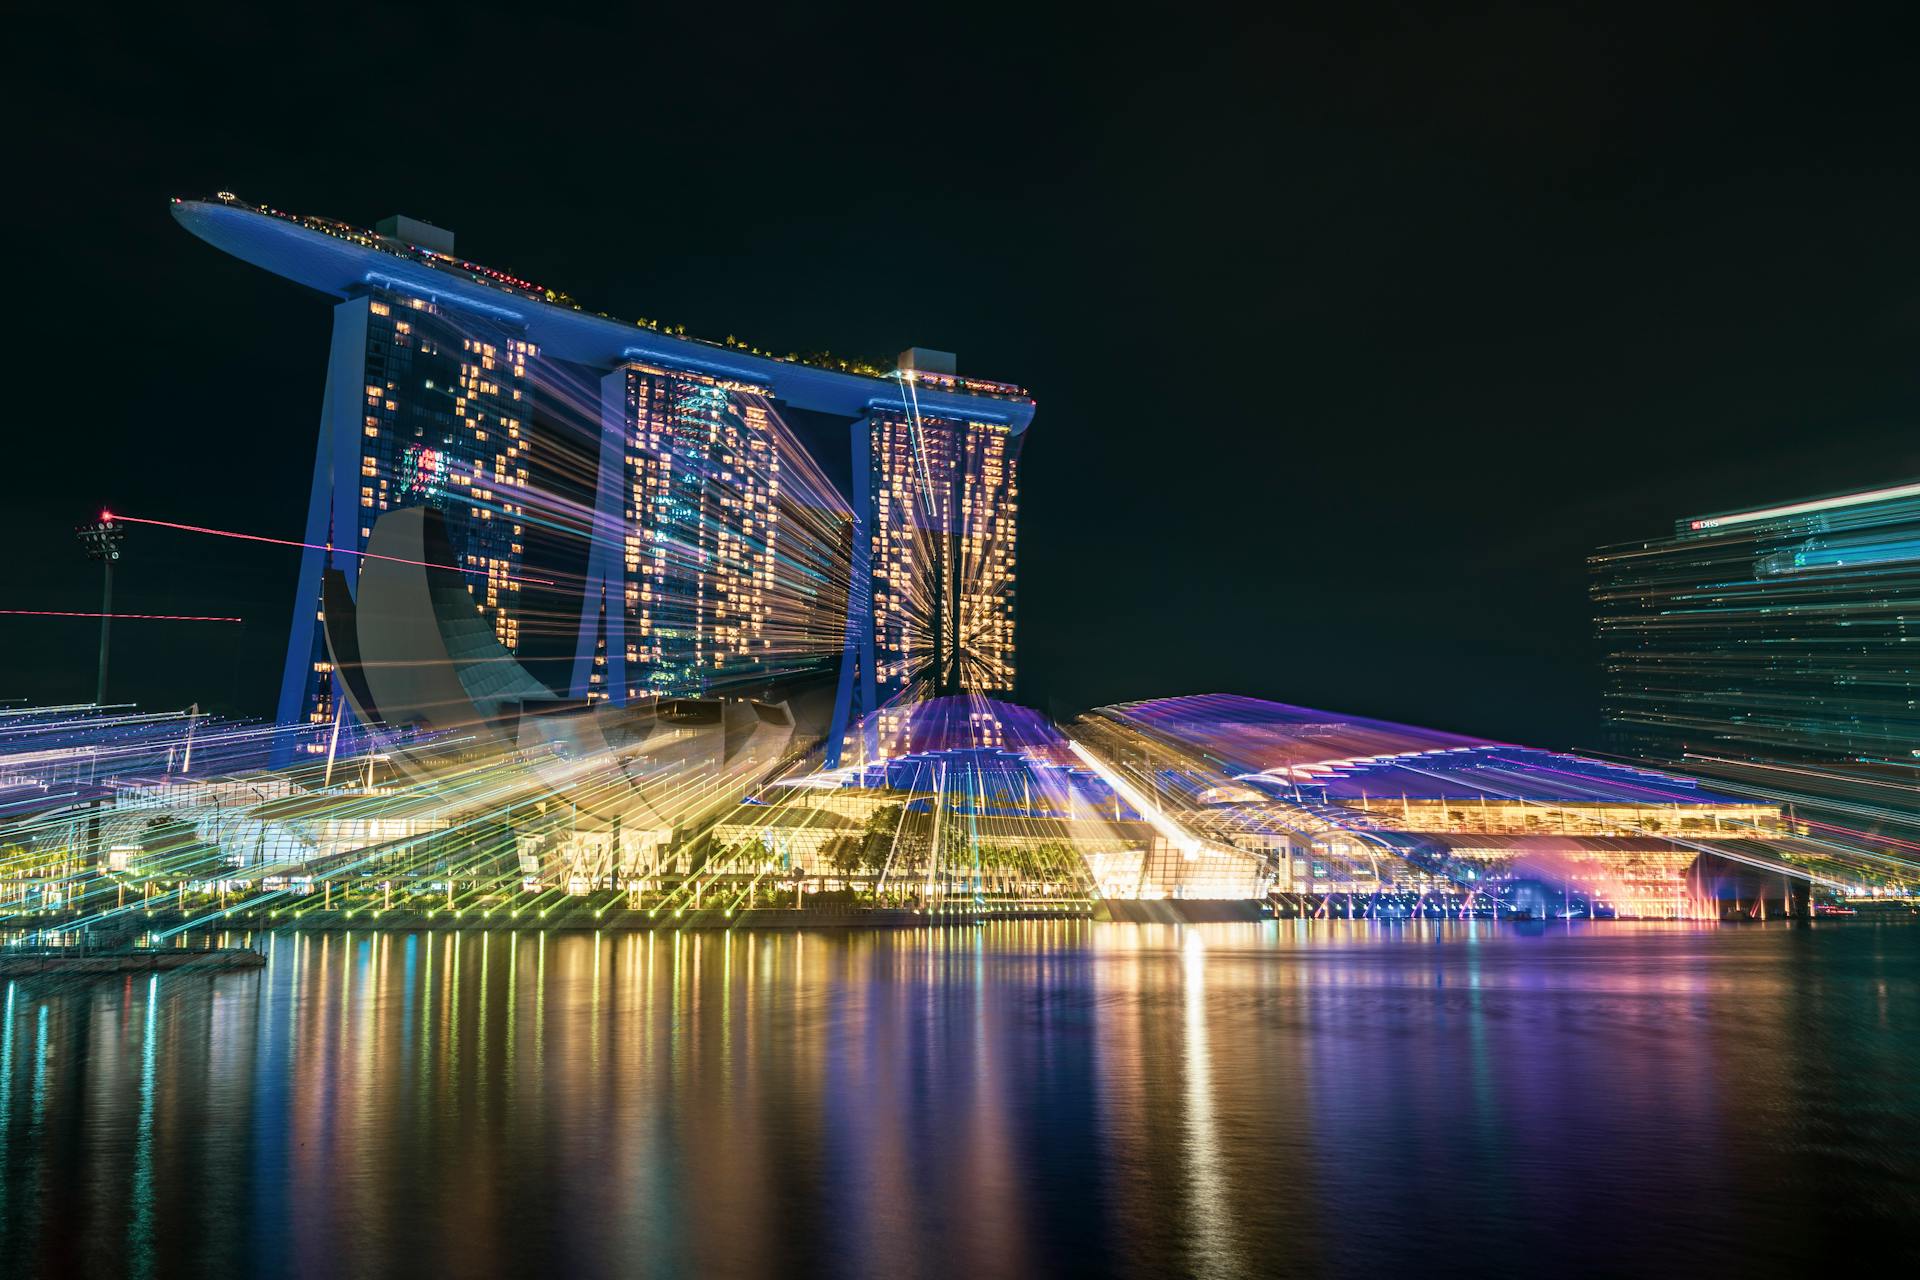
2;921;1916;1277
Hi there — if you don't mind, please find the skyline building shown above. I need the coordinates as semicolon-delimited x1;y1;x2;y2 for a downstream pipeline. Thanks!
830;351;1025;766
278;281;537;741
573;363;799;703
1591;478;1920;853
866;406;1019;697
170;194;1034;753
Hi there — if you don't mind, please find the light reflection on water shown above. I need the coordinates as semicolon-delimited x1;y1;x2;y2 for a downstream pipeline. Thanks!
0;920;1916;1278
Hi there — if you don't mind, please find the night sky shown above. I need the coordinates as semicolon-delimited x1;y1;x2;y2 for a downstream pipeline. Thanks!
12;5;1920;747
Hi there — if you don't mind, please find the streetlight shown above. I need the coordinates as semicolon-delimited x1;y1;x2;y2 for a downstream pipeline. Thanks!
75;513;126;705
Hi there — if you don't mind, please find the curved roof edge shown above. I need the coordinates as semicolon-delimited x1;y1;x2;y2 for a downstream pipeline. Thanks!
171;199;1035;432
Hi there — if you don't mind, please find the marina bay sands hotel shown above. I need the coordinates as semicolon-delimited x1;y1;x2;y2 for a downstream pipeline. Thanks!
171;194;1033;761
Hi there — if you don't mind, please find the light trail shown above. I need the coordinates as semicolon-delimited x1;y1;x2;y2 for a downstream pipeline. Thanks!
104;511;554;586
0;610;243;623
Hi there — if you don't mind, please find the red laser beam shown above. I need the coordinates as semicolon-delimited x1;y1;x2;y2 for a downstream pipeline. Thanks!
103;512;555;586
0;609;243;623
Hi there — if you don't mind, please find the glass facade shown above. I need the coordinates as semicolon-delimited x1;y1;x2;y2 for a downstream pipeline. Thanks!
293;289;535;733
1591;481;1920;849
584;365;786;702
867;410;1019;701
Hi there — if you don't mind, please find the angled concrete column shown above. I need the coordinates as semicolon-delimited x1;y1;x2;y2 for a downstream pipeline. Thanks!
273;296;371;762
571;366;632;703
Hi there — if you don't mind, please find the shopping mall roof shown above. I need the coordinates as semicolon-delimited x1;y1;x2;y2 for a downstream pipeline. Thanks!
246;789;458;824
1297;747;1761;807
1092;695;1761;807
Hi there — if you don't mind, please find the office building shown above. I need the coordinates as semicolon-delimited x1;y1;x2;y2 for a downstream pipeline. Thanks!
1591;480;1920;853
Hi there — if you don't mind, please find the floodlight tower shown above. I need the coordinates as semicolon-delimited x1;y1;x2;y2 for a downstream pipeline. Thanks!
76;514;127;705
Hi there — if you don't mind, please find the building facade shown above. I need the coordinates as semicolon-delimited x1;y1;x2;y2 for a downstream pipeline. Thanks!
866;407;1019;698
171;195;1032;757
279;285;536;743
1591;480;1920;847
574;365;788;702
827;353;1026;765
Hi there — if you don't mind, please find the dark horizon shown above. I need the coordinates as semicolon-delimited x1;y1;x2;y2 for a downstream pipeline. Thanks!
13;4;1920;747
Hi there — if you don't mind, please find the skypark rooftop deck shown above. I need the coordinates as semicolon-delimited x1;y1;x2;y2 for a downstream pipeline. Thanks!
170;195;1035;429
